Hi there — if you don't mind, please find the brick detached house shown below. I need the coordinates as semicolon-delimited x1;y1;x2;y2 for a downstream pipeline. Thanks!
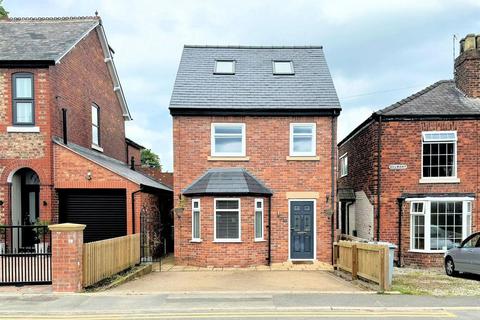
338;34;480;267
0;16;172;249
170;46;341;267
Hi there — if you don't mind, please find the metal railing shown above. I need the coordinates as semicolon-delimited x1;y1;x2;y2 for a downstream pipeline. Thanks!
0;225;52;285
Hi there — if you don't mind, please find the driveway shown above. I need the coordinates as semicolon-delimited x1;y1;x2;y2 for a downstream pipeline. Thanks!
109;270;363;294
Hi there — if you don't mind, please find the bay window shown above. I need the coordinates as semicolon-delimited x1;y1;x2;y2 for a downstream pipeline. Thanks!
254;199;264;241
192;199;201;241
410;199;472;252
214;199;241;241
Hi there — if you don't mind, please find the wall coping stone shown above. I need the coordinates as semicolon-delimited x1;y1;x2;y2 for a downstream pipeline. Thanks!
49;223;86;232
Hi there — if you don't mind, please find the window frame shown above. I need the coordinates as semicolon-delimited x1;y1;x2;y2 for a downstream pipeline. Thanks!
91;104;101;147
214;60;236;75
211;123;246;157
12;72;35;126
409;199;472;253
273;60;294;75
290;123;316;157
213;198;241;242
340;153;348;177
421;131;457;181
191;199;201;242
254;198;264;241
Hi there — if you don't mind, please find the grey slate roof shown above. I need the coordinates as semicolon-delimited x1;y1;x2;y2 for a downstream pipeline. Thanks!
0;17;99;61
339;80;480;147
53;137;172;192
170;45;340;110
183;168;273;196
378;80;480;116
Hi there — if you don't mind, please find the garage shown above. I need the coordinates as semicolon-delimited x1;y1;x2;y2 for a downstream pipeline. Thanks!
58;189;127;243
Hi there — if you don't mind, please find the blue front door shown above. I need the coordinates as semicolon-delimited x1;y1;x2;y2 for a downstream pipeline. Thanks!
290;201;314;260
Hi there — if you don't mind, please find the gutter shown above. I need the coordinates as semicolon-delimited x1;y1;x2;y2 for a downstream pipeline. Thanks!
376;115;382;241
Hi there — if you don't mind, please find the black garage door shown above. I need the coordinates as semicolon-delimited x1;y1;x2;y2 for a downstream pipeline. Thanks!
59;189;127;243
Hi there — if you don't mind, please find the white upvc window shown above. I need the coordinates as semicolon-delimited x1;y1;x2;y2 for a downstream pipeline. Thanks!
192;199;201;241
91;104;100;146
340;153;348;177
421;131;457;180
290;123;316;156
214;198;241;242
214;60;235;74
409;198;472;252
211;123;246;157
254;199;264;241
273;60;294;75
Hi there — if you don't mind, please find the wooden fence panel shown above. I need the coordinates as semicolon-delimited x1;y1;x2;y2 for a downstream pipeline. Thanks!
334;241;390;291
83;234;140;287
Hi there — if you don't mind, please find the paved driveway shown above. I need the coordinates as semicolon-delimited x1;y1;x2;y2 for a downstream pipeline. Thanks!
109;270;363;294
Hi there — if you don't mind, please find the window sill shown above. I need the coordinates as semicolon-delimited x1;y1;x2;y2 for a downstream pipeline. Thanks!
91;144;104;152
286;156;320;161
419;177;460;184
7;126;40;133
254;239;266;242
190;239;203;243
212;240;242;243
408;249;446;254
208;156;250;161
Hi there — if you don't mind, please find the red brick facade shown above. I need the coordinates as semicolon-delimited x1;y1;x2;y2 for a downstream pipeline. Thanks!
50;31;128;163
173;116;337;267
49;224;85;292
339;119;480;267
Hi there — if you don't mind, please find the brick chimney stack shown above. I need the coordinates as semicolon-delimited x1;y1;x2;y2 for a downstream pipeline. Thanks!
455;34;480;98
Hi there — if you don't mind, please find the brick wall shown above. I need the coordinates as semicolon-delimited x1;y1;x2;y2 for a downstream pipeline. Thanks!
50;30;127;163
127;144;141;165
455;47;480;98
173;116;336;266
0;68;54;224
50;225;85;292
137;167;173;188
54;143;147;234
340;119;479;267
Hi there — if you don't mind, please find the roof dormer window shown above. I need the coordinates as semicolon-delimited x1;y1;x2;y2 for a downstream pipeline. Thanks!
273;60;294;75
214;60;235;74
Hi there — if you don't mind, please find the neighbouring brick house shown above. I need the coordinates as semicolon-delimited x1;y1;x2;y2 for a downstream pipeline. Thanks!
338;34;480;267
0;16;172;253
170;46;341;267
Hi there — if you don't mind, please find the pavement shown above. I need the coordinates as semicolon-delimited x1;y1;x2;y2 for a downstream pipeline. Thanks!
0;292;479;319
109;270;362;293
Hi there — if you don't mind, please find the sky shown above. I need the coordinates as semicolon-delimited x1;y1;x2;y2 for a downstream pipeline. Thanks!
4;0;480;171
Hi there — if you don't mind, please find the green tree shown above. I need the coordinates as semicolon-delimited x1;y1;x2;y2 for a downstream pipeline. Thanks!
141;149;161;168
0;0;8;18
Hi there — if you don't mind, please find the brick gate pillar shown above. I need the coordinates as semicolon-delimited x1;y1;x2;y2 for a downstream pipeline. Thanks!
48;223;86;293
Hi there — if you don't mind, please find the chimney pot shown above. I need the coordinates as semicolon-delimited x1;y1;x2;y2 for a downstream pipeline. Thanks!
455;33;480;98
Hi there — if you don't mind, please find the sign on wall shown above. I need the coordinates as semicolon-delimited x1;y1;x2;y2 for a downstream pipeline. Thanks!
389;164;407;170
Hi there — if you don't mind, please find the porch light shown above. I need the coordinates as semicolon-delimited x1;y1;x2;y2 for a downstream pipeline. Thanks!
86;171;92;180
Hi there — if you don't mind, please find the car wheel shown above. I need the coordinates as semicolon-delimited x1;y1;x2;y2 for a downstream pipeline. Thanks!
445;257;458;276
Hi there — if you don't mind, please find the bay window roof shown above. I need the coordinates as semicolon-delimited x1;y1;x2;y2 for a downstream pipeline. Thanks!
182;168;273;196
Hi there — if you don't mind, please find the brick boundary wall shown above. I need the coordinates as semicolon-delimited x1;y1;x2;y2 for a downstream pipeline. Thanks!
49;223;85;293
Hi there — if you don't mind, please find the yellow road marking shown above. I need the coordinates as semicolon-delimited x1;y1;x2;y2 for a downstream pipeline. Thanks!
0;310;457;319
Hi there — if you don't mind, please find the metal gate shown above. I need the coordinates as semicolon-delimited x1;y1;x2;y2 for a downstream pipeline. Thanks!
140;208;164;263
0;225;52;285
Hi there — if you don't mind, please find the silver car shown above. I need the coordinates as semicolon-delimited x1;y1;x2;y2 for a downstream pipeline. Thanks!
445;232;480;276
